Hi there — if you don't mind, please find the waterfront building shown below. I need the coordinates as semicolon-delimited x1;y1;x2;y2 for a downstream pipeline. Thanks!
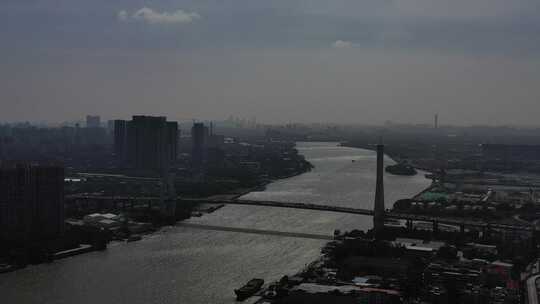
0;163;64;243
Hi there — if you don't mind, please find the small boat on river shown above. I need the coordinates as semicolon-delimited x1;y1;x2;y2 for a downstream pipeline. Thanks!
385;162;417;176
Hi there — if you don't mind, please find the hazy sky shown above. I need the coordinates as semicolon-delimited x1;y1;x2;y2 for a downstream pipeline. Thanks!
2;0;540;125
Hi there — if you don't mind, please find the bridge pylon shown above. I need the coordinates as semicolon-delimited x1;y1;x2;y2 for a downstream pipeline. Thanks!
373;144;386;235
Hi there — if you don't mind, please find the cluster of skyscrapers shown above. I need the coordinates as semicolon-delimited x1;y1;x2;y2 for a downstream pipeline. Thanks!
0;115;213;247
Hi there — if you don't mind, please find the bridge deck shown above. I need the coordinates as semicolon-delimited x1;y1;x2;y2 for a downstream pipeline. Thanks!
66;195;533;231
178;223;333;240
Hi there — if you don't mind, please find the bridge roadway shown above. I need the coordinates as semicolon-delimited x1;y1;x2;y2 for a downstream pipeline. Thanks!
178;223;334;240
66;194;534;231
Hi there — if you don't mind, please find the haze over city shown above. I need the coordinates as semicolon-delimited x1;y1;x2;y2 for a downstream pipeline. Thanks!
2;0;540;125
4;1;540;304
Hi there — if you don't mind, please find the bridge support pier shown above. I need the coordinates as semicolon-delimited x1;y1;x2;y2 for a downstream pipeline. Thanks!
406;220;413;231
433;221;439;235
482;224;492;240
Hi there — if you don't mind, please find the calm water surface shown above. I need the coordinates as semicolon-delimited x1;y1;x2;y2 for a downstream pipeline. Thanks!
0;142;430;304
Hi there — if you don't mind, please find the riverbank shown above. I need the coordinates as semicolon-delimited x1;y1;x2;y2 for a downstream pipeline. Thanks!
249;226;523;304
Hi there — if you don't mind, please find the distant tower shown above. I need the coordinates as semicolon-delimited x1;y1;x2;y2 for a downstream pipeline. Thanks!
373;144;385;235
434;114;439;129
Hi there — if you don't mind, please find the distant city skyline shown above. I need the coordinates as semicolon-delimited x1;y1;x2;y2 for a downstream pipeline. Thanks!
6;115;540;129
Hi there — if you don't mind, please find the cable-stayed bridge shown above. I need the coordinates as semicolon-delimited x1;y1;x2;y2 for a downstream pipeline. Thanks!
66;144;535;234
66;194;534;232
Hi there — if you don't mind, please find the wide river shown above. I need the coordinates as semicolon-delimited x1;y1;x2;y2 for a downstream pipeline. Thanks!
1;142;430;304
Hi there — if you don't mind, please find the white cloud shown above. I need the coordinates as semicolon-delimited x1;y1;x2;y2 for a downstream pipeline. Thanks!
118;7;201;25
332;40;353;48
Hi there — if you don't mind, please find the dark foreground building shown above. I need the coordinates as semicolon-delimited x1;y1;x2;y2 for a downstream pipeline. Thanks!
0;163;64;244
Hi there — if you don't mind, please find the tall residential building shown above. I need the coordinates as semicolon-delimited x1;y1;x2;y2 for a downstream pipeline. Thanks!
166;121;179;165
114;116;178;172
191;122;208;169
82;115;105;146
0;163;64;243
86;115;101;128
113;120;128;165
